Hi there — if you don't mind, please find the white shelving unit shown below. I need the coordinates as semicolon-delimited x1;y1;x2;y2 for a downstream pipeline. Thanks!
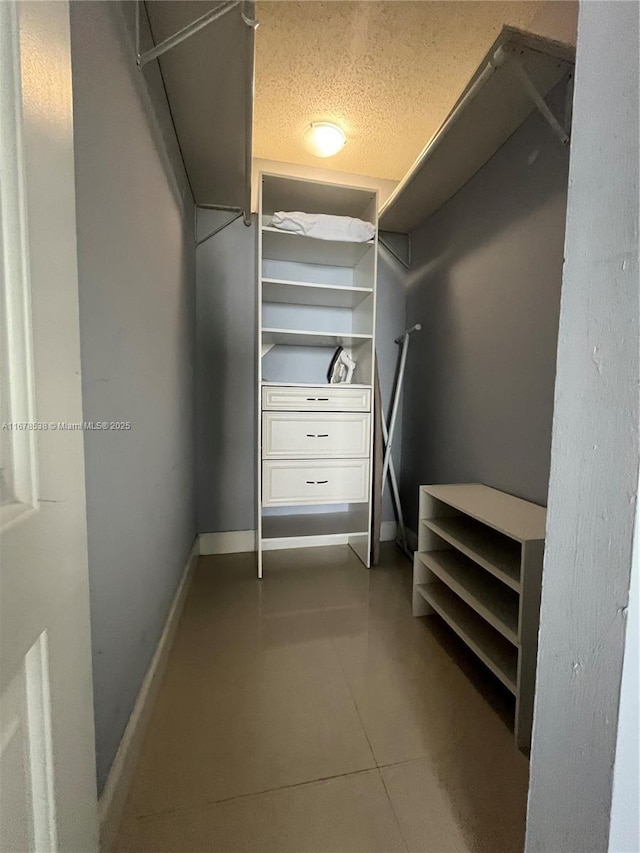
257;173;378;577
262;279;373;309
413;483;546;751
380;26;574;233
262;227;374;266
262;329;373;349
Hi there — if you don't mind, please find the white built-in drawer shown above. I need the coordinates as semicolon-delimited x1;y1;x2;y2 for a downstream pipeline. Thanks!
261;385;371;412
262;412;371;459
262;459;370;506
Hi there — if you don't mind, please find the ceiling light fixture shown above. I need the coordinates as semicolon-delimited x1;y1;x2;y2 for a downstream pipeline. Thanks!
302;122;346;158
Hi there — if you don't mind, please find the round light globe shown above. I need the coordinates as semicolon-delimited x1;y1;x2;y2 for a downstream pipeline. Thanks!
302;122;346;158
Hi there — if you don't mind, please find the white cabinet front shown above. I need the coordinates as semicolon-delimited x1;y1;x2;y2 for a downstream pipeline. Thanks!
262;412;371;459
262;459;370;506
261;385;371;412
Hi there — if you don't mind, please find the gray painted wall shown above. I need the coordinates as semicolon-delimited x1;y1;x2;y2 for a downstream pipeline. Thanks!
195;220;406;534
526;3;639;850
609;506;639;853
70;1;196;792
400;83;571;526
195;217;257;533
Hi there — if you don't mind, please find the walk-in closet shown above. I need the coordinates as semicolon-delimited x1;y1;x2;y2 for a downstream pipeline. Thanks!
154;0;574;845
42;2;638;851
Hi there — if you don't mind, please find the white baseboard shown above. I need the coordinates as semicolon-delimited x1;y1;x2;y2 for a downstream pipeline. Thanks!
199;523;398;555
98;537;199;852
199;529;256;555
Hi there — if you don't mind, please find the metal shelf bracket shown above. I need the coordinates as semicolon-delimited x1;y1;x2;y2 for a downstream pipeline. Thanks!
510;57;571;146
260;343;275;358
195;208;244;246
136;0;257;69
378;233;411;269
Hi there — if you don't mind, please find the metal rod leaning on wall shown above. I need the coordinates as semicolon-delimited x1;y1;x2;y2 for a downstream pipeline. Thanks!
135;0;140;63
243;1;258;226
380;413;409;556
376;324;422;557
382;325;420;487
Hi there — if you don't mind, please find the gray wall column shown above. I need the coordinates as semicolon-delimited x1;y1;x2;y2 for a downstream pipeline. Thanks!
525;2;639;850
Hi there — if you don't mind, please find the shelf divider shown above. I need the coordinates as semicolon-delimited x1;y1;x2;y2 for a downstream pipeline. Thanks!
416;550;519;645
262;227;374;267
262;278;372;309
422;517;521;591
262;328;373;348
416;582;518;694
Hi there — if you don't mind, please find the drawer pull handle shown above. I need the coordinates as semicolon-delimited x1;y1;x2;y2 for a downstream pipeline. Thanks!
306;434;329;438
306;480;329;485
306;397;329;401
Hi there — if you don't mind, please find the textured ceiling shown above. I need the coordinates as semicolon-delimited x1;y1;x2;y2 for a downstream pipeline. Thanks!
254;1;545;180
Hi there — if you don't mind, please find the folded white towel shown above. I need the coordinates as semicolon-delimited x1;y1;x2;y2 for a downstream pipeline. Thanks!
271;211;375;243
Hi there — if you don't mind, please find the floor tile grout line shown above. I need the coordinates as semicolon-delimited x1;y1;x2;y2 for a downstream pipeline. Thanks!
377;754;441;772
326;632;410;849
126;766;382;824
329;634;380;767
328;632;456;853
121;549;467;840
327;633;445;773
326;634;444;775
378;766;411;853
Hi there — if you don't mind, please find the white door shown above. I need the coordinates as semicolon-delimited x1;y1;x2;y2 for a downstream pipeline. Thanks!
0;2;98;851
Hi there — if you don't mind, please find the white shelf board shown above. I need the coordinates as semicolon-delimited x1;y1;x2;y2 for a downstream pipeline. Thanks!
380;27;574;233
417;582;518;694
421;484;547;542
416;550;519;645
262;278;372;309
262;227;374;267
262;328;373;348
261;173;376;220
262;510;368;540
145;1;254;209
423;517;521;591
261;381;372;389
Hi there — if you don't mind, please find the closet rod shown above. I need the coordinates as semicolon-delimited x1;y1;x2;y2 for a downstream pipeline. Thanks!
198;202;252;231
198;204;246;212
136;1;257;227
136;1;256;69
381;47;505;220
